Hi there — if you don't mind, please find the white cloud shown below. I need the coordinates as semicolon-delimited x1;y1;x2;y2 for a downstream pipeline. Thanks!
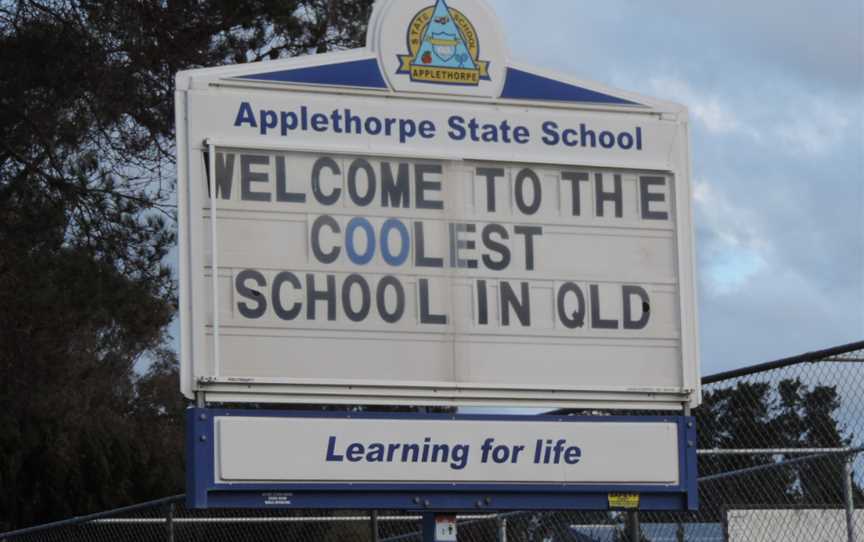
649;77;758;138
694;180;770;295
773;98;853;156
642;75;857;158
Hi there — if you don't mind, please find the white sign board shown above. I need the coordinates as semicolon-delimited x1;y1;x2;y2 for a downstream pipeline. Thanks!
185;410;697;510
213;416;681;486
175;0;700;409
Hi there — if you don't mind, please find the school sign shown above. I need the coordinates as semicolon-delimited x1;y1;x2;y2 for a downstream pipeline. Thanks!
177;0;700;512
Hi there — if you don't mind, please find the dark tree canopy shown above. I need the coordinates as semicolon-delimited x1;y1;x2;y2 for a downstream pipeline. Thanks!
695;378;858;521
0;0;373;530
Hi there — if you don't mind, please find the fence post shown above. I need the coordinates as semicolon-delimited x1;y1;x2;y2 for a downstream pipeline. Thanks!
626;511;640;542
845;455;857;542
496;515;507;542
422;513;436;541
165;502;175;542
371;510;379;542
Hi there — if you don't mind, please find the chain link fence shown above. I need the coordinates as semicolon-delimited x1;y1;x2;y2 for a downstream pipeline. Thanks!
2;341;863;541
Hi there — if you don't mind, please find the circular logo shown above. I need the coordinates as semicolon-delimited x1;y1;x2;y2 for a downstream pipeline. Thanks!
397;1;490;87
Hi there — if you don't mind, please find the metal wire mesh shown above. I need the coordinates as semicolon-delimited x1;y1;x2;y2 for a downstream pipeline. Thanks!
2;341;863;541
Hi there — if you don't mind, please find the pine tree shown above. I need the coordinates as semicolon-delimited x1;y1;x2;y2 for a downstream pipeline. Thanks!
0;0;374;529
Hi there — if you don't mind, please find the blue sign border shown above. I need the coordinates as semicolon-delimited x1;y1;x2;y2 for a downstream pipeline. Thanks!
187;409;698;512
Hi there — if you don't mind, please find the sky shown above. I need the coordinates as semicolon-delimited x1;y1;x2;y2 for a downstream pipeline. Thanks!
495;0;864;375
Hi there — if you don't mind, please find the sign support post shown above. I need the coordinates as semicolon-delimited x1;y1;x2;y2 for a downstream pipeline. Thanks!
370;510;380;542
422;514;436;542
627;510;641;542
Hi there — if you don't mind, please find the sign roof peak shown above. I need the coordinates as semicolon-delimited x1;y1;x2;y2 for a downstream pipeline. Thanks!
179;0;688;112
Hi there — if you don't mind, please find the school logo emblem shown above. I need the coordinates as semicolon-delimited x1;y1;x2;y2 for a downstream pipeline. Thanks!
397;0;490;86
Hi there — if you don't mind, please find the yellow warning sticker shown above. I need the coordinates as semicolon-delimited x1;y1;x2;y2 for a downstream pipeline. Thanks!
608;493;641;509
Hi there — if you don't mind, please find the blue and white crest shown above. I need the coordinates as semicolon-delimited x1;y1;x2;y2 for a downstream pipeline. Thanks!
429;32;458;63
397;0;489;85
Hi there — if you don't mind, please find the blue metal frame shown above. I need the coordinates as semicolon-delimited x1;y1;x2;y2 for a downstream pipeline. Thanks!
500;68;640;106
187;408;698;512
233;58;389;90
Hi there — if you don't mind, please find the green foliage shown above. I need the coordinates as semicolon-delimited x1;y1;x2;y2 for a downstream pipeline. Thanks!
695;377;856;520
0;0;373;530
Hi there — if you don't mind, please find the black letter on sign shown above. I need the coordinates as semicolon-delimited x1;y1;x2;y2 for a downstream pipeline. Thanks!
561;171;589;216
236;270;266;319
623;285;651;330
476;167;505;212
381;162;411;208
590;284;619;329
476;280;489;325
639;176;669;221
275;156;306;203
501;282;531;327
311;215;341;264
272;272;302;321
214;152;235;200
414;222;444;268
306;274;337;321
415;163;444;210
515;168;542;215
377;276;406;324
342;274;371;322
482;224;511;271
557;283;586;329
311;157;341;206
241;154;271;202
595;173;623;218
419;279;447;325
348;159;377;207
514;226;543;271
